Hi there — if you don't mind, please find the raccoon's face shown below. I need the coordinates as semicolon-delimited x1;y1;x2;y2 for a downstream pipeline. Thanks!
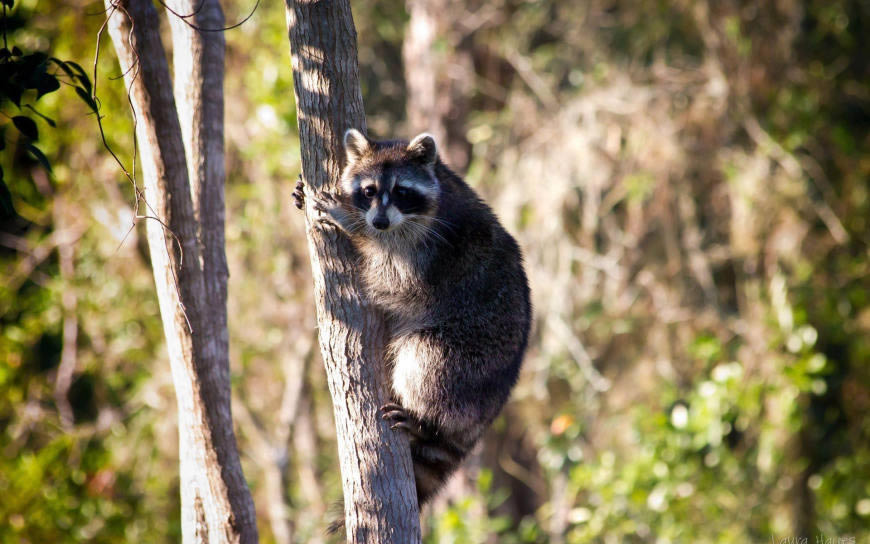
340;129;440;234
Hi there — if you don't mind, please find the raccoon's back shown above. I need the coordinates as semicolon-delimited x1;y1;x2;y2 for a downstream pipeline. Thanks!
426;180;531;336
418;188;531;407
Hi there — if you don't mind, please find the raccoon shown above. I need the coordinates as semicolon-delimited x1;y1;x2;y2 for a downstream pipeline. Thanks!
294;129;531;514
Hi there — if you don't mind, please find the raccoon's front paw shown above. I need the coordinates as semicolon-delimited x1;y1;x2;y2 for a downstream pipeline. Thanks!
292;175;306;210
380;403;432;441
293;176;342;226
310;190;340;215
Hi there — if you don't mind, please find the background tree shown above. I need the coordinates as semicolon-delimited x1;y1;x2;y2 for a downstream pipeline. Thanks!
101;0;257;541
283;1;421;541
402;0;474;170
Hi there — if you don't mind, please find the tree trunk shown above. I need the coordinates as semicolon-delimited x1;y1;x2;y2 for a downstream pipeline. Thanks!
403;0;473;171
104;1;258;542
283;1;422;542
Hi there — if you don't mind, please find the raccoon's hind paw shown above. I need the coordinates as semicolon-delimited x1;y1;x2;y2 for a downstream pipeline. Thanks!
380;403;432;441
380;402;407;421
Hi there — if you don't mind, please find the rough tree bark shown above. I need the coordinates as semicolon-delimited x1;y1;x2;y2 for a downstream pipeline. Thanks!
104;0;258;541
283;1;422;542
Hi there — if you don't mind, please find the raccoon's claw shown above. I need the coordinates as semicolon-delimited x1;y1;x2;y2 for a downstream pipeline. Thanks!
292;176;339;215
292;175;305;210
391;421;432;441
315;216;338;230
295;179;343;231
380;403;408;421
381;403;430;440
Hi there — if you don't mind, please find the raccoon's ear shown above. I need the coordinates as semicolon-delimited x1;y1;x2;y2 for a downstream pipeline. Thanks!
407;133;437;166
344;128;371;164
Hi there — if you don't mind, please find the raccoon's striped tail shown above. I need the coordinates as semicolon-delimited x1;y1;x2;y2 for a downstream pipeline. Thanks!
410;434;467;505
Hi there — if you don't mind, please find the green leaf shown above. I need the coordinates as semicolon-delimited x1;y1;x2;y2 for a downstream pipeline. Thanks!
66;61;92;93
24;144;52;173
22;56;50;92
12;116;38;141
50;58;76;79
74;86;98;113
35;74;61;99
2;80;24;107
20;52;48;76
23;105;56;127
65;60;88;79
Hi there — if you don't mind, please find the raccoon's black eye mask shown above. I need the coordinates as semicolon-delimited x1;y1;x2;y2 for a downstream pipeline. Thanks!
391;186;429;215
353;186;375;210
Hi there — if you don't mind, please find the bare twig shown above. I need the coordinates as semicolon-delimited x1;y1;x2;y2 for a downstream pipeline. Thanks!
549;317;611;392
744;116;849;244
502;48;559;111
158;0;259;32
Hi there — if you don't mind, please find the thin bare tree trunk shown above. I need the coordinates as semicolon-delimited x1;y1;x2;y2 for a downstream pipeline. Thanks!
403;0;473;170
53;195;78;429
283;1;421;542
403;0;440;139
167;0;230;329
104;0;258;541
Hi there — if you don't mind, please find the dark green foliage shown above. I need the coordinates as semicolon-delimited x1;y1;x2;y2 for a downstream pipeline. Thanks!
0;2;179;542
0;1;95;220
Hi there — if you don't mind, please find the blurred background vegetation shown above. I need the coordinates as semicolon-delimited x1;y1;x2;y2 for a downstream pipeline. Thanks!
1;0;869;542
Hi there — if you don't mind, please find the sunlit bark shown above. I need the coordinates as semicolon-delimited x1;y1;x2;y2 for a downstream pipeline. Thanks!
284;1;422;541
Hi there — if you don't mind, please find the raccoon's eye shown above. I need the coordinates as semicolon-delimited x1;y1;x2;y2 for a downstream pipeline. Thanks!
395;186;408;197
363;186;376;198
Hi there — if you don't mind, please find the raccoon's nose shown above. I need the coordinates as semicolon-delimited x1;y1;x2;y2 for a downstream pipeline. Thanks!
372;216;390;230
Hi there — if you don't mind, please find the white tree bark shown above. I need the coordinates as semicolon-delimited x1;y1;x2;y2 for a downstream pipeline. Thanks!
104;0;258;541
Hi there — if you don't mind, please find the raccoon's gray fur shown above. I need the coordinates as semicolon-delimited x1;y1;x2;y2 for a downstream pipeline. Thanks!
294;129;531;514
